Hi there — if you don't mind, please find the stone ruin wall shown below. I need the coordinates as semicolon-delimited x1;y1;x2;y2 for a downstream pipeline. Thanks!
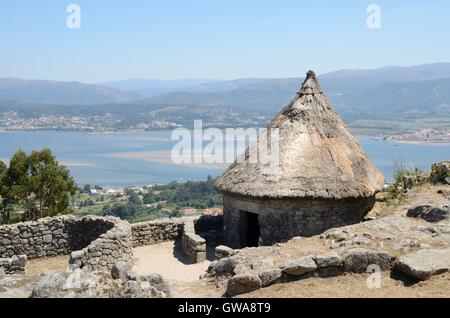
182;219;207;263
131;216;224;263
0;215;133;274
68;217;133;271
131;219;183;247
223;194;375;248
0;214;224;274
0;216;73;260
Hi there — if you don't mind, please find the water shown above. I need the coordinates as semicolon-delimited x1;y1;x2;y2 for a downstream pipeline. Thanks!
0;130;449;186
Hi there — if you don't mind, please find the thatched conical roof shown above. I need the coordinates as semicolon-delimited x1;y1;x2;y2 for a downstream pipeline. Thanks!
214;70;384;200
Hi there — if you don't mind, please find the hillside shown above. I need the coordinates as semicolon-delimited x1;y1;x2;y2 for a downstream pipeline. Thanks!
321;62;450;82
100;79;221;96
137;77;450;121
0;78;139;105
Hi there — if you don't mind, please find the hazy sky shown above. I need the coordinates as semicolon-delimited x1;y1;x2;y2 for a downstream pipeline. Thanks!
1;0;449;83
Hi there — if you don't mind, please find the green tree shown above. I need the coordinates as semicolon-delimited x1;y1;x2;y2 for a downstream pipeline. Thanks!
83;184;91;193
102;203;137;219
0;160;12;223
169;208;183;218
128;192;142;205
3;149;77;221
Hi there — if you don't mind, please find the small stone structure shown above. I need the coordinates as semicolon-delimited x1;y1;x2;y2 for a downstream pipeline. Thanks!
130;216;223;263
215;71;384;248
182;219;207;263
0;215;132;272
131;216;223;263
69;217;133;271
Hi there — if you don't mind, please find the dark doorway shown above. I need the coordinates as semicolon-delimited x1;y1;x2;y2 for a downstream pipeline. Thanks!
239;211;260;247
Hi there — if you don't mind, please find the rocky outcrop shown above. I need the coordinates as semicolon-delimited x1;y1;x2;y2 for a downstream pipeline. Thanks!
407;205;449;222
215;245;235;260
31;273;69;298
117;280;165;298
343;248;392;273
313;252;343;277
430;161;450;184
207;255;245;277
111;261;130;281
258;269;282;287
30;268;168;298
226;274;262;297
395;248;450;280
281;256;317;276
313;252;342;268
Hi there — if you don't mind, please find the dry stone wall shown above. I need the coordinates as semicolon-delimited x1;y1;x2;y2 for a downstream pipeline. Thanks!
182;219;206;263
0;214;224;274
131;219;183;247
0;215;77;259
0;215;133;272
69;217;133;271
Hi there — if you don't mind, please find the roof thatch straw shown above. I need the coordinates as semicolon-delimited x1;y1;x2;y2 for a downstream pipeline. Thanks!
214;70;384;200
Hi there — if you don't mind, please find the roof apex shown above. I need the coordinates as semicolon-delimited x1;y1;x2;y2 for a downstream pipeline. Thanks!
298;70;323;96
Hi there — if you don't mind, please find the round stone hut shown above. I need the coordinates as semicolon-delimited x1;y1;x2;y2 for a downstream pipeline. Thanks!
214;70;384;248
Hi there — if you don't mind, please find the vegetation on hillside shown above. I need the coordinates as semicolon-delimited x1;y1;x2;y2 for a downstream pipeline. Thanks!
142;175;222;208
384;162;429;201
75;176;222;223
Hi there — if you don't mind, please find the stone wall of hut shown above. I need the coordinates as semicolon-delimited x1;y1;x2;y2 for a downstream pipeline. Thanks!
0;215;133;272
222;194;375;248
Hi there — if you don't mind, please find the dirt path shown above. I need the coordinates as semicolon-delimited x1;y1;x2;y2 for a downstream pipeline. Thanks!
132;241;211;283
26;255;69;278
132;241;226;297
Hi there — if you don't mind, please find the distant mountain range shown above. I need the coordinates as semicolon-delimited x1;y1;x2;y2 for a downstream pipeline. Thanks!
133;63;450;120
321;62;450;82
100;79;222;96
0;78;139;105
1;62;450;124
